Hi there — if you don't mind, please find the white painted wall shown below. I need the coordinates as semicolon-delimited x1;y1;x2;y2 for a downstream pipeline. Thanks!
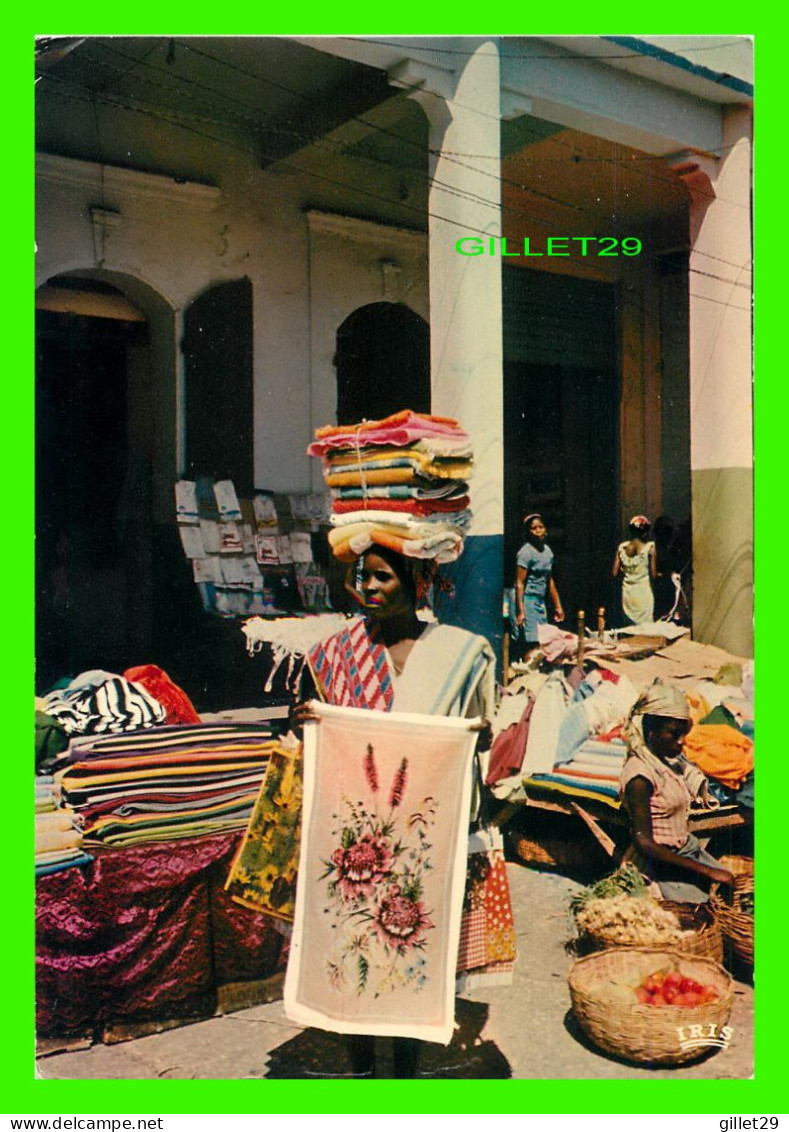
305;210;429;491
35;151;430;498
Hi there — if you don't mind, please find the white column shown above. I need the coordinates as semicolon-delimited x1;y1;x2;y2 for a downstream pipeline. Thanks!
392;41;505;646
674;106;753;656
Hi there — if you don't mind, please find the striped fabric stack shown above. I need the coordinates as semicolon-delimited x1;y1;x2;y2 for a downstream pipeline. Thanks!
55;723;279;848
307;410;473;563
525;738;628;808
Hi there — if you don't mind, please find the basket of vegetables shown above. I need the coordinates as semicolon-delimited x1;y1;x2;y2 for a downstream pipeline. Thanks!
572;867;723;963
709;855;754;967
568;947;734;1066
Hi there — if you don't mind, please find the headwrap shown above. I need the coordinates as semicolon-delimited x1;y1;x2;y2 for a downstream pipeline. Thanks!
624;679;714;807
629;679;691;722
629;514;651;532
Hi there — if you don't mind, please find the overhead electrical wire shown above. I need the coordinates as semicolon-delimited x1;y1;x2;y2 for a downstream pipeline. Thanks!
36;42;753;290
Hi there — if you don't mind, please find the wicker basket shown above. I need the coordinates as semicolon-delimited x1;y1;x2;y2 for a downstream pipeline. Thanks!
568;947;734;1066
709;855;754;966
580;900;723;965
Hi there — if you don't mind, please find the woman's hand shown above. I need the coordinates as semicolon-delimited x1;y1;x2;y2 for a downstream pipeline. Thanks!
469;717;492;751
709;865;735;889
710;866;736;904
515;611;525;627
553;606;565;623
288;700;321;735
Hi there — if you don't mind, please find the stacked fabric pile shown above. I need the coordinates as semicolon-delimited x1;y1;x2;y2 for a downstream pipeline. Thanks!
42;666;200;739
526;738;628;808
35;778;93;876
55;723;279;848
307;410;473;563
35;801;91;877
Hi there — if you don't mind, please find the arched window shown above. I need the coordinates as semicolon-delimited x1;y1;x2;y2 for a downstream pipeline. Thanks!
183;278;254;493
334;302;430;424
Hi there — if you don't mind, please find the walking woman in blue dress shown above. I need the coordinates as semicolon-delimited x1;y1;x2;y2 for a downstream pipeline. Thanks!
511;513;564;658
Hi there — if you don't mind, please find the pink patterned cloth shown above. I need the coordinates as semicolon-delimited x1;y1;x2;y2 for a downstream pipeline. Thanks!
307;410;470;456
36;831;287;1035
308;618;393;712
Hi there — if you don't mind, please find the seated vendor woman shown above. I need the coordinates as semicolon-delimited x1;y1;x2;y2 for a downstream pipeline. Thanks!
621;679;734;903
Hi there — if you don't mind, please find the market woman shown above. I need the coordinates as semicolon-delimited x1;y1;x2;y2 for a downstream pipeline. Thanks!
621;680;734;902
510;512;564;659
612;514;657;626
291;541;499;1077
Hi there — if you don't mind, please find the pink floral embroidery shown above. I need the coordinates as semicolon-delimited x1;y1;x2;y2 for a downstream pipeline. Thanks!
371;885;434;948
389;757;408;809
330;833;392;899
321;743;438;995
363;744;379;793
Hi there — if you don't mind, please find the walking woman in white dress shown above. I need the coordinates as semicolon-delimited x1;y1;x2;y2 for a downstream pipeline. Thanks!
612;515;657;625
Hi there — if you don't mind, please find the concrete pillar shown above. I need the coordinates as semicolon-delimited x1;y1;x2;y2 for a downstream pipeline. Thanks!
672;106;753;656
391;41;505;653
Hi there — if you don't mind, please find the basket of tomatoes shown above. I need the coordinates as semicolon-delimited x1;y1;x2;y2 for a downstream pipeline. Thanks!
568;947;734;1065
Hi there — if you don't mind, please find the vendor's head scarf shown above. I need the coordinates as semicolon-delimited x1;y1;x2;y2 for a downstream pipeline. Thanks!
624;678;713;806
628;514;651;538
629;679;691;723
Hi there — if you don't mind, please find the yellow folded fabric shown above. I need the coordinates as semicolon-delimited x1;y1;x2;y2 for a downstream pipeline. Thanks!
35;810;77;832
36;827;83;854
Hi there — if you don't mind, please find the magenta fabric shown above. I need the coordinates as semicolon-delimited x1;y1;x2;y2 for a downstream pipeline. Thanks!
36;831;287;1035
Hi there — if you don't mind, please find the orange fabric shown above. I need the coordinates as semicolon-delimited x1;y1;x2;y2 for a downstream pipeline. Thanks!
123;664;201;725
683;723;754;790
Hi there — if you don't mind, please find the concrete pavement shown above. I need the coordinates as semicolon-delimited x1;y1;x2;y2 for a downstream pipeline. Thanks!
37;862;753;1081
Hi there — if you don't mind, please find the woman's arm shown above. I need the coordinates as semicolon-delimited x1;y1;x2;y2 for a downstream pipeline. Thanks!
611;550;621;578
548;576;564;623
648;542;658;581
624;776;733;885
514;565;528;625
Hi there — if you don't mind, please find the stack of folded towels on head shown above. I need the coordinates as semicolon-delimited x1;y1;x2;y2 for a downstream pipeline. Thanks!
307;410;473;562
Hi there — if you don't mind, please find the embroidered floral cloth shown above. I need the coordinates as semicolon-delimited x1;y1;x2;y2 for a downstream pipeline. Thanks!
284;702;478;1044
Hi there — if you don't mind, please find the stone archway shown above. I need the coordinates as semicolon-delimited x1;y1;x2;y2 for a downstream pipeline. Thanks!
35;270;177;688
334;302;430;424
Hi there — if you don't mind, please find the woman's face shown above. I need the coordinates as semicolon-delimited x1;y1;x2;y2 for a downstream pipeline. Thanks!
359;553;414;620
528;517;547;541
646;717;691;761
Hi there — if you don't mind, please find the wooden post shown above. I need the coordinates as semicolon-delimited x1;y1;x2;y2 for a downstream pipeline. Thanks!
577;609;585;667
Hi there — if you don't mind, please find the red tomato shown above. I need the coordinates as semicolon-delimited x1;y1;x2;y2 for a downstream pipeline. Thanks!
662;985;678;1004
644;976;664;994
682;991;703;1006
663;971;682;990
651;993;667;1006
679;977;695;993
700;986;719;1003
673;993;689;1005
635;987;651;1004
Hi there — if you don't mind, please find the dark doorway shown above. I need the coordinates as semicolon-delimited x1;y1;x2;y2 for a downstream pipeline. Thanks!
35;299;150;690
503;268;618;624
335;302;430;424
183;278;254;494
